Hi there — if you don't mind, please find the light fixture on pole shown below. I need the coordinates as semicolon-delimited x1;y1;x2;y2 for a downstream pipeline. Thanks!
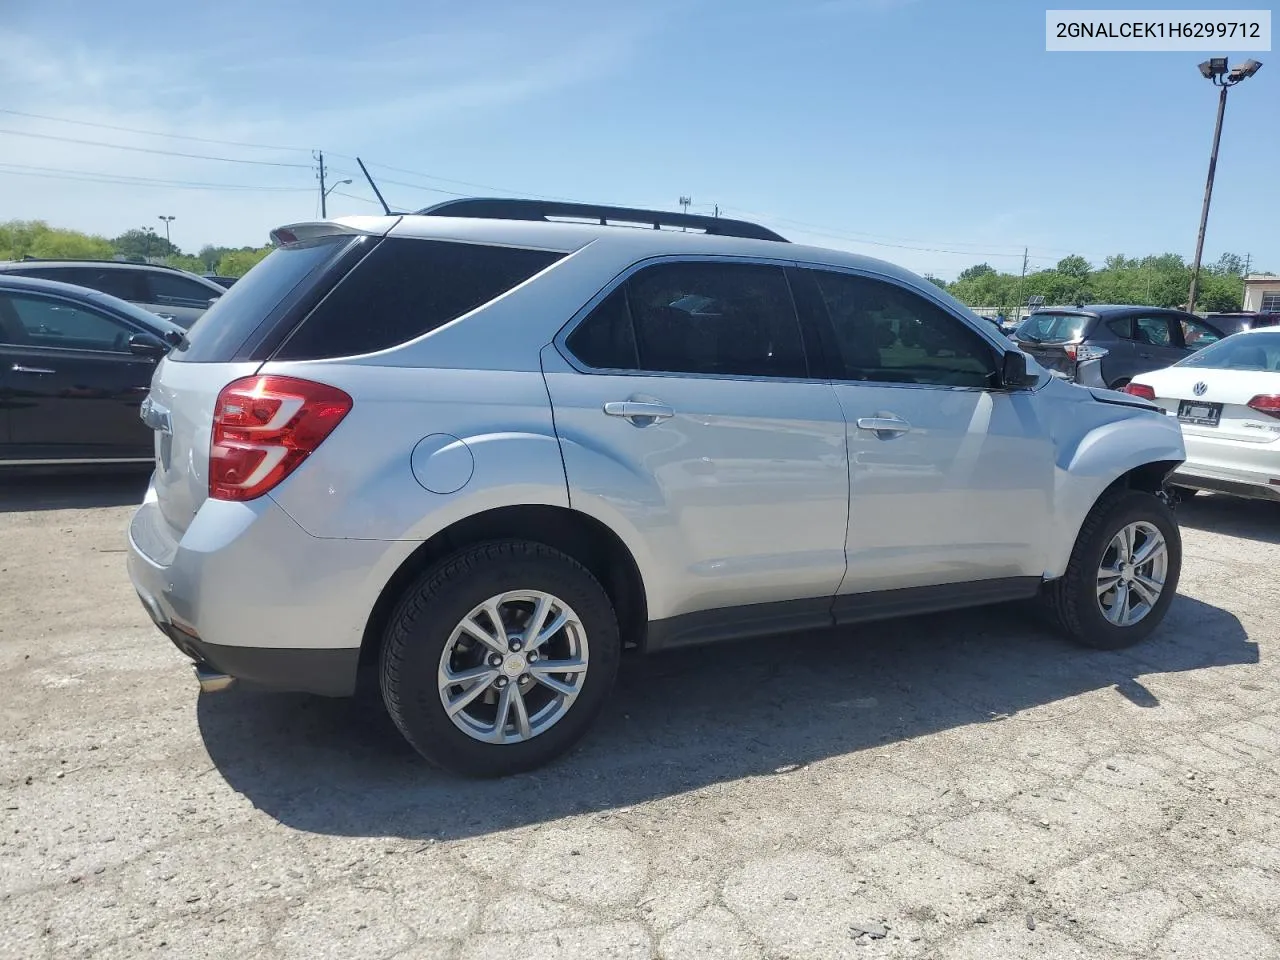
322;178;352;217
157;215;175;257
1187;57;1262;313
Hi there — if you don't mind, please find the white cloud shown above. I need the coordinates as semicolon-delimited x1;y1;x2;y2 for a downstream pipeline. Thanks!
0;10;651;247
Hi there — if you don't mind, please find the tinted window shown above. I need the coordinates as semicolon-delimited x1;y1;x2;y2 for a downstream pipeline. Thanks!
147;272;220;305
1017;312;1091;343
173;236;352;362
1134;315;1174;347
813;271;995;388
1177;332;1280;371
1106;316;1134;339
565;287;638;369
276;238;564;361
0;293;131;351
25;266;145;302
621;261;807;378
1180;317;1222;351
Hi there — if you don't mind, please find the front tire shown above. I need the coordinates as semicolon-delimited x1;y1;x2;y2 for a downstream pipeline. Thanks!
380;540;621;777
1045;490;1181;650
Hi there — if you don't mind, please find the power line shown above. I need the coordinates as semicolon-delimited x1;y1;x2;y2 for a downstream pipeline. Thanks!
0;163;312;192
0;108;312;153
343;156;587;203
0;128;313;168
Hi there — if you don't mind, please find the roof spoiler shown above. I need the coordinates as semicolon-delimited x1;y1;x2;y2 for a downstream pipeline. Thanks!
269;218;400;246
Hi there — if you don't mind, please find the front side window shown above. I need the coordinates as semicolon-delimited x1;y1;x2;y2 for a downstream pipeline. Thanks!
0;294;132;352
1180;317;1222;351
812;271;996;388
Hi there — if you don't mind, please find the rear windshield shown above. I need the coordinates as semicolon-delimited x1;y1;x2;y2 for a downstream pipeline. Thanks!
1017;312;1092;343
169;236;352;362
272;237;565;360
1176;332;1280;371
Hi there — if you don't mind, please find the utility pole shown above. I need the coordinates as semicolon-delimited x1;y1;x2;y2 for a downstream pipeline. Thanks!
1243;253;1252;276
317;151;328;218
1016;248;1028;317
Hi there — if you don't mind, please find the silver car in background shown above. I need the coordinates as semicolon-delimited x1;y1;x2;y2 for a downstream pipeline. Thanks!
127;199;1187;776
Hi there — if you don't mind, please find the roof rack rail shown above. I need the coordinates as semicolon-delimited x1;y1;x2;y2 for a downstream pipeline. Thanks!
415;198;788;243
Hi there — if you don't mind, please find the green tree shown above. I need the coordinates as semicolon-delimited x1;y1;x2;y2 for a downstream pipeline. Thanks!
0;220;114;260
216;246;272;277
1055;255;1091;281
111;229;179;262
957;263;996;282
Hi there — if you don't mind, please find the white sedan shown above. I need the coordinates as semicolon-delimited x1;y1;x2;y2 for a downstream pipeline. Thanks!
1125;328;1280;503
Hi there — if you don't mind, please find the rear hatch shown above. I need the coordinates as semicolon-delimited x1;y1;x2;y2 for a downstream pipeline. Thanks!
148;222;386;535
1145;368;1280;443
1014;311;1095;377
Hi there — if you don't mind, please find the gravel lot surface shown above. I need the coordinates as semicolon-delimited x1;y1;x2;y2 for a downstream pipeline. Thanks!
1;473;1278;960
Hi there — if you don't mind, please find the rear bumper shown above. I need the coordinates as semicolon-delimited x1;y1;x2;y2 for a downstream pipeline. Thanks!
127;482;402;697
1171;468;1280;503
1172;433;1280;502
155;619;359;696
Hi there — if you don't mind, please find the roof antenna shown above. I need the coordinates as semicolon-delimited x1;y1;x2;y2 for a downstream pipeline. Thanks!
356;157;393;216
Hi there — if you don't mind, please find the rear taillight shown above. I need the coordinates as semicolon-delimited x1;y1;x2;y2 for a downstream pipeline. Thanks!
1064;343;1108;362
209;376;352;501
1123;383;1157;401
1247;394;1280;419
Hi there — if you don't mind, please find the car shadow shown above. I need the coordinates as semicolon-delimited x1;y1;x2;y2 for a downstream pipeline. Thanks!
0;469;150;513
197;594;1258;841
1177;493;1280;545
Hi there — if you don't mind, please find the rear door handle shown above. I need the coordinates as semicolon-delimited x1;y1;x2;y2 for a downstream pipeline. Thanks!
603;401;674;424
856;416;912;437
12;364;56;375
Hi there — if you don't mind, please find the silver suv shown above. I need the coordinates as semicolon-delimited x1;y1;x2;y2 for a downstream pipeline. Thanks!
126;199;1187;776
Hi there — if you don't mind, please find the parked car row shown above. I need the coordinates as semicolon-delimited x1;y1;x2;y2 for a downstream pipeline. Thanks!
0;258;225;327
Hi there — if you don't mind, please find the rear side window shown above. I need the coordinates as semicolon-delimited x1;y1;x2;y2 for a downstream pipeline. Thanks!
1106;316;1134;339
147;272;221;306
274;238;564;361
565;288;638;369
24;267;146;302
172;236;352;362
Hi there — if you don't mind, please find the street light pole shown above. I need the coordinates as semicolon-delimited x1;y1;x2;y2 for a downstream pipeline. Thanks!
157;215;175;258
1187;57;1262;314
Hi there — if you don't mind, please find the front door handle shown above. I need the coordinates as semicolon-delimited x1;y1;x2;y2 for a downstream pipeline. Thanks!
603;401;674;425
856;416;911;438
12;364;56;375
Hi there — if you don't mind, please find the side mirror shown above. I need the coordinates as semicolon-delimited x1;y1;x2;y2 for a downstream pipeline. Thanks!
129;332;168;358
1000;350;1038;389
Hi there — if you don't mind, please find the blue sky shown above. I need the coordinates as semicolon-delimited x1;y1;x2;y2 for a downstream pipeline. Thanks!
0;0;1273;279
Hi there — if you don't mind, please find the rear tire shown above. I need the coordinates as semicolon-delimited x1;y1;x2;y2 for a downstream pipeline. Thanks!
1108;378;1131;391
1045;490;1181;650
380;540;621;777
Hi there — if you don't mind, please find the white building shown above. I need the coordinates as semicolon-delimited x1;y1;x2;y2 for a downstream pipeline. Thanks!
1243;274;1280;313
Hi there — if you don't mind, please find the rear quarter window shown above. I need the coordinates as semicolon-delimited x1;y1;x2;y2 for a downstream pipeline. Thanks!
273;238;565;361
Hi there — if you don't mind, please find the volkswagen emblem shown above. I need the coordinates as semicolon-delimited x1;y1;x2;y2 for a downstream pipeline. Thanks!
1193;382;1208;397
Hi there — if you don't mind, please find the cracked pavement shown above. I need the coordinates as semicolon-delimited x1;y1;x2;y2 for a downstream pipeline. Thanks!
1;473;1278;959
